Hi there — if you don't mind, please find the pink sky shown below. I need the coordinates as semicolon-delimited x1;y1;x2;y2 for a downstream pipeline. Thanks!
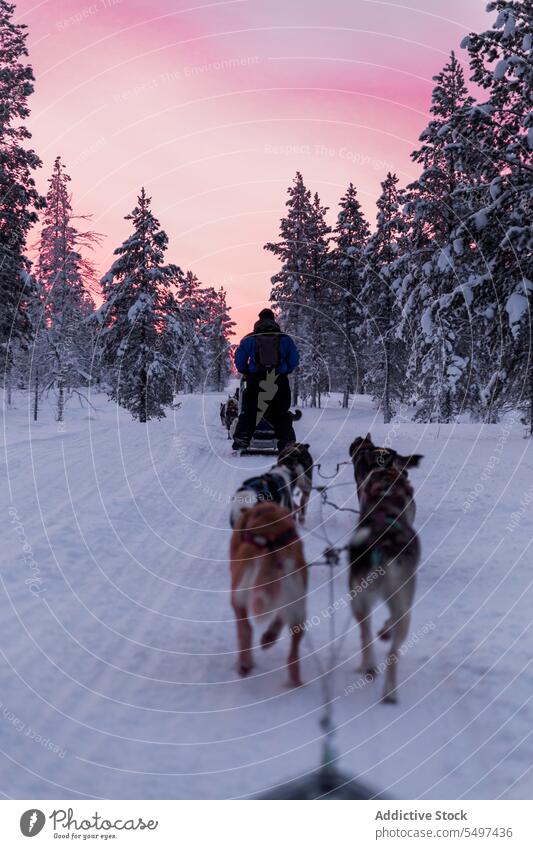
17;0;488;338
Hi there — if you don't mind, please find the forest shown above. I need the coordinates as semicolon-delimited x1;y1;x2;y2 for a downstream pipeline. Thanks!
1;0;531;428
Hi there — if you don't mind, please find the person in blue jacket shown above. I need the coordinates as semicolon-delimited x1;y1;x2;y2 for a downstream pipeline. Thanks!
232;308;300;450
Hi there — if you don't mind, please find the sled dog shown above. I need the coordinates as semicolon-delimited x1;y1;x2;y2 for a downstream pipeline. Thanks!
229;449;307;528
221;397;239;439
348;433;423;703
230;503;307;685
349;433;422;524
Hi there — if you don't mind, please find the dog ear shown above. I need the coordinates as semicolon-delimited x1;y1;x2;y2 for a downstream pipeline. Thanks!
397;453;423;468
365;432;373;443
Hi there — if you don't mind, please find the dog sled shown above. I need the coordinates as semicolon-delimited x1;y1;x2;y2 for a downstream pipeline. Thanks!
237;376;278;456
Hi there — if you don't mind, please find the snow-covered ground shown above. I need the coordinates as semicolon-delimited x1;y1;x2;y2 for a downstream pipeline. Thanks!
1;387;532;800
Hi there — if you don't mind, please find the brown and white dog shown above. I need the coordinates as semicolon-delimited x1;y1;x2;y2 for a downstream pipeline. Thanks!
348;433;423;703
230;502;307;686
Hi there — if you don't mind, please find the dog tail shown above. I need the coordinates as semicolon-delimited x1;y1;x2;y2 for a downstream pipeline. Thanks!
290;409;302;421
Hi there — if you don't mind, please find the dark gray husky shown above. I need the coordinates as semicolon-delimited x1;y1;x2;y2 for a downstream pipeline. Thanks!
348;434;423;703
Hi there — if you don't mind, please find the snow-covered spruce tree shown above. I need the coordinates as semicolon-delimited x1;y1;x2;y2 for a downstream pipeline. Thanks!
97;189;180;421
35;156;98;422
459;1;533;428
0;0;44;401
297;192;332;407
265;174;331;406
361;173;406;423
330;182;370;407
160;273;234;395
265;172;315;405
397;53;476;422
7;266;39;399
203;286;235;392
164;269;208;394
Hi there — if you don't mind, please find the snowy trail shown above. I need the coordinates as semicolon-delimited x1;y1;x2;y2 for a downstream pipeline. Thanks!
1;390;532;799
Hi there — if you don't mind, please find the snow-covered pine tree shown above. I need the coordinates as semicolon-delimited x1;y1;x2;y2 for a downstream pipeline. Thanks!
460;1;533;429
35;156;98;421
330;183;370;407
361;173;406;423
297;192;332;407
397;53;475;422
165;269;208;394
265;174;331;406
0;0;44;401
97;188;180;421
6;266;40;404
265;172;315;404
29;278;46;421
203;286;235;392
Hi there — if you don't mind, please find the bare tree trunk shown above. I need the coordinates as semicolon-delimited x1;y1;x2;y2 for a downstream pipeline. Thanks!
529;355;533;437
57;380;65;422
343;307;351;408
383;339;392;424
6;353;13;406
292;304;300;406
139;366;147;423
441;386;452;423
33;369;39;422
293;371;299;406
342;356;352;408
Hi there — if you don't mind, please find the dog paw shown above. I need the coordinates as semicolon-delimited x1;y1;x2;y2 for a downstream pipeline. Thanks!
381;691;397;704
358;665;378;679
238;661;253;677
378;627;391;641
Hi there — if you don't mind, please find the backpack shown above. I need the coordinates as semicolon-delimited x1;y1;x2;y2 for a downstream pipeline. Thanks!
255;333;280;368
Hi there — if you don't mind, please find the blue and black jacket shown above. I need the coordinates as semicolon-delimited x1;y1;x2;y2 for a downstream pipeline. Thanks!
234;318;299;375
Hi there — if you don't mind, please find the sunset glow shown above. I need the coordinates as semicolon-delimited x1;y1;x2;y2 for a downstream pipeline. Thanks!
19;0;488;337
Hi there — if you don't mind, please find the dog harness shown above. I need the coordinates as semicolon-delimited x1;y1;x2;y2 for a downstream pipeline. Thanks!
356;509;418;565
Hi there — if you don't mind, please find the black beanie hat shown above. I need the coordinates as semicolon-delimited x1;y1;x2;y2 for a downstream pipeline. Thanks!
258;308;275;321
